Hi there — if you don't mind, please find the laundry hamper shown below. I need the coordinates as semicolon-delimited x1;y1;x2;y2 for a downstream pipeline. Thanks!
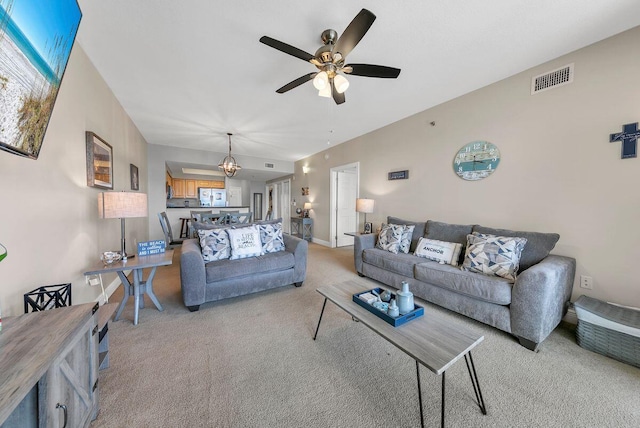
574;295;640;368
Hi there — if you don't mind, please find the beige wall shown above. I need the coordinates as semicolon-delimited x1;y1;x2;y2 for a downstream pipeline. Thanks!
296;26;640;307
0;45;148;316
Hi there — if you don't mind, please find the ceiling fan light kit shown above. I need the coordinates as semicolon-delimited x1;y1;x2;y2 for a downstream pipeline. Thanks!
259;8;400;105
218;133;242;177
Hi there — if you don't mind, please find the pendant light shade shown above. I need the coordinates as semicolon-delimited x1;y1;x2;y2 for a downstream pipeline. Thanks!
313;71;329;90
218;133;242;177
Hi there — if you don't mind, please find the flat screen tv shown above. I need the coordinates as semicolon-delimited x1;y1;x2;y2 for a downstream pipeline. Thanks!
0;0;82;159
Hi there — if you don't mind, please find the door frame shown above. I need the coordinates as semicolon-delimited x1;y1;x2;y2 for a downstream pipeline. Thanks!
330;162;359;248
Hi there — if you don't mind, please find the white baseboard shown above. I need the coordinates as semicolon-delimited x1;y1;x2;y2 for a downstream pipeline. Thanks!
563;307;578;325
312;237;331;247
94;271;129;305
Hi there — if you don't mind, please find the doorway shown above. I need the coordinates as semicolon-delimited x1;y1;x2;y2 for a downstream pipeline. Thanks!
330;162;359;247
266;178;291;233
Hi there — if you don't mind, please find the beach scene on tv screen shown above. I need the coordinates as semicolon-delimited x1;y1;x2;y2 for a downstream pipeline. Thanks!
0;0;81;159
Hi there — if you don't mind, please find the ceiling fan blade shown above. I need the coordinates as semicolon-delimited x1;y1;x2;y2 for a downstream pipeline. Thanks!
259;36;315;62
344;63;401;78
333;9;376;59
276;73;316;93
331;79;345;105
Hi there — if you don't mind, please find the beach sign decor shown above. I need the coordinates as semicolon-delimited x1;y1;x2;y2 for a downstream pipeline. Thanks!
137;240;166;257
0;0;82;159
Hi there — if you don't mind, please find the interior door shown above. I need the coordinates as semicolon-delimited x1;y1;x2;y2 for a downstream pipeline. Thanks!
336;170;357;246
279;180;291;234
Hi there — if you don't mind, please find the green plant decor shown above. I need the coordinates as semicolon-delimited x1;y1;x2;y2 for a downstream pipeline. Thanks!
0;243;6;262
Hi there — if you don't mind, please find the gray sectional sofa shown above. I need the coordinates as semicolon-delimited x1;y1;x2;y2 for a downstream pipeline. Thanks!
354;217;576;351
180;230;307;312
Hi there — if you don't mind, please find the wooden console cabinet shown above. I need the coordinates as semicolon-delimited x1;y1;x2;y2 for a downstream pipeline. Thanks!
0;303;99;428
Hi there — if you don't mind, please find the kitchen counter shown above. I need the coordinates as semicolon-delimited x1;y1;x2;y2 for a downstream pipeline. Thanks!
162;207;250;239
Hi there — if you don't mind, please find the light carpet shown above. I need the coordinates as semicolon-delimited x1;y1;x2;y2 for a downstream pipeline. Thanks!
90;244;640;427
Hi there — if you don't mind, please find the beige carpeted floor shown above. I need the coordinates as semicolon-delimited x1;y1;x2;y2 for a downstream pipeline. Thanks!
90;243;640;427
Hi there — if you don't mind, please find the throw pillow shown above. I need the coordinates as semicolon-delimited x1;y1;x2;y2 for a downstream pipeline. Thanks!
376;223;406;254
462;233;528;281
391;223;415;254
198;228;231;262
258;221;285;253
387;217;426;252
414;237;463;266
227;225;264;260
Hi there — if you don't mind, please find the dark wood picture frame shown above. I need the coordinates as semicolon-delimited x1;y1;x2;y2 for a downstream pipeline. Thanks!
130;164;139;190
86;132;113;189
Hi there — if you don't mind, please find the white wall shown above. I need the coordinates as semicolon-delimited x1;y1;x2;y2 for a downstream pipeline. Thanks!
0;45;149;316
296;26;640;308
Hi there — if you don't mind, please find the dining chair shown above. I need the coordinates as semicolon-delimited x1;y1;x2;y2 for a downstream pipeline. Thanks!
158;212;184;248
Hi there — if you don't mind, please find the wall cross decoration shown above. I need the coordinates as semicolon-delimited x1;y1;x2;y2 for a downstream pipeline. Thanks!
609;122;639;159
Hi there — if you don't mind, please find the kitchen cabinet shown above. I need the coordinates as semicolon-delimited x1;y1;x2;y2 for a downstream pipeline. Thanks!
197;180;225;189
166;171;172;187
172;179;185;198
0;303;99;428
185;179;197;198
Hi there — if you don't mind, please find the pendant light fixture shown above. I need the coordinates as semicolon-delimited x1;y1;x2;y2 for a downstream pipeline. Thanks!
218;132;242;177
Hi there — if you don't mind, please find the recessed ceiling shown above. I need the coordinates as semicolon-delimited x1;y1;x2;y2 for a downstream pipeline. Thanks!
76;0;640;164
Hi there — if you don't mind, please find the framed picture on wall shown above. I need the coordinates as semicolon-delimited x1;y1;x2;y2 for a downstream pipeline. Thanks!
86;132;113;189
130;164;139;190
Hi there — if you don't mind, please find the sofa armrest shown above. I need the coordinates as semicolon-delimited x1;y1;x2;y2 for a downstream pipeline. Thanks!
180;239;207;306
510;254;576;346
284;234;308;283
354;233;377;274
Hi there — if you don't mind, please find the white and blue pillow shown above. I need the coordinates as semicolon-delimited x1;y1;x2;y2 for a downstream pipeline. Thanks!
462;232;527;281
258;221;285;254
198;228;231;261
227;225;264;260
376;224;406;254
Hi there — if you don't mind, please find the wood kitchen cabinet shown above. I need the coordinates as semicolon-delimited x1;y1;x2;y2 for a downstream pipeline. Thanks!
172;178;185;198
0;303;99;428
197;180;224;189
185;179;197;198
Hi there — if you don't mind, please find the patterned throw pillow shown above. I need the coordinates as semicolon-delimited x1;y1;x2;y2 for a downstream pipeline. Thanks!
414;237;463;266
198;228;231;262
376;224;406;254
390;223;415;254
258;221;285;253
227;225;264;260
462;233;528;281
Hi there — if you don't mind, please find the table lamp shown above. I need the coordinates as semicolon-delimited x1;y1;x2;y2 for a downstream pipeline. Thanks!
356;198;374;233
303;202;312;218
98;191;148;260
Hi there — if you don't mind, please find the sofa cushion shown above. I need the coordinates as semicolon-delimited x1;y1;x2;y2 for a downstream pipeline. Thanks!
414;237;463;266
462;233;527;281
205;250;295;283
258;221;285;254
414;261;513;305
472;225;559;271
387;217;426;253
363;248;423;278
227;225;264;260
376;224;405;254
384;223;415;254
198;228;230;261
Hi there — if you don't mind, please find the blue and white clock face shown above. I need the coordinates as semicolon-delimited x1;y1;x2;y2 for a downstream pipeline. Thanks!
453;141;501;181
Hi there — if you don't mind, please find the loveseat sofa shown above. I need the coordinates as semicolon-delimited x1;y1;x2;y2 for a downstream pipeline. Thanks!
354;217;576;351
180;219;308;312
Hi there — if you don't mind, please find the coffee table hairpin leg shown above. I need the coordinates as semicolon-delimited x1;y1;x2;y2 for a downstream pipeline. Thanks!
464;352;487;415
313;298;328;340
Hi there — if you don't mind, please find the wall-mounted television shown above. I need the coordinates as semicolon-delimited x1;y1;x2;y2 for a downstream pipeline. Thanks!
0;0;82;159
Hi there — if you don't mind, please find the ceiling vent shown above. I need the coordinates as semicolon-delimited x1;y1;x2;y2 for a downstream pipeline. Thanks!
264;162;274;169
531;63;574;95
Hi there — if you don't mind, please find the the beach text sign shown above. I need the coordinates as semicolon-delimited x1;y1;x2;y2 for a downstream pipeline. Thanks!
138;240;166;256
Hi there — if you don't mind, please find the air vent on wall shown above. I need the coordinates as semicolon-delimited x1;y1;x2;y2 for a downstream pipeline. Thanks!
264;162;274;169
531;63;574;95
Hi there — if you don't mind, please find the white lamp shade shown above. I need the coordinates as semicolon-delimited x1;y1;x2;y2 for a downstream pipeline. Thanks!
334;74;349;94
303;202;312;210
318;85;331;98
356;198;374;214
98;192;148;219
313;71;329;90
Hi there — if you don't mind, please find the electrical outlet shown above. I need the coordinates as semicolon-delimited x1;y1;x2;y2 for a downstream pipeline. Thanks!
86;274;101;287
580;275;593;290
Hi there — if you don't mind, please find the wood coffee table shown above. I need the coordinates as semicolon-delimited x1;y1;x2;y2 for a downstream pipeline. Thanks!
314;281;487;428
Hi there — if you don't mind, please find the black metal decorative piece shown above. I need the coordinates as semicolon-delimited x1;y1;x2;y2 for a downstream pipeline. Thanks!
388;170;409;180
24;283;72;313
610;122;639;159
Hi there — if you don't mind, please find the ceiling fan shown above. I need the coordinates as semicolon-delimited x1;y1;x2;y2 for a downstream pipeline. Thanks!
259;8;401;105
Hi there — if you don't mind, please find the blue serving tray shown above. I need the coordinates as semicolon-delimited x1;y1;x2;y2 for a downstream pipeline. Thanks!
352;287;424;327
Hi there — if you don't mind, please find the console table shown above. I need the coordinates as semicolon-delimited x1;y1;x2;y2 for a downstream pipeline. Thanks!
0;303;99;427
291;217;313;241
84;250;174;325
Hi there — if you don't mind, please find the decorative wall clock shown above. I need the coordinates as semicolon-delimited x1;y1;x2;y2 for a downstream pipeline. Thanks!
453;141;501;181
